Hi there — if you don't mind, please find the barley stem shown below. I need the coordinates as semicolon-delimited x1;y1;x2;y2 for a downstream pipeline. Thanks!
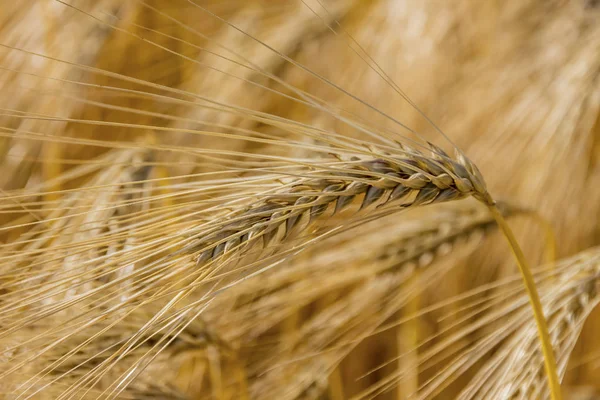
488;204;562;400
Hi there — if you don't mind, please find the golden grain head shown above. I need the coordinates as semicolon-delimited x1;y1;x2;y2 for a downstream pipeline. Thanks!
0;1;599;399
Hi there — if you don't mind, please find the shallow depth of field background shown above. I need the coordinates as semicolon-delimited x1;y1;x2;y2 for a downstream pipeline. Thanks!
0;1;599;399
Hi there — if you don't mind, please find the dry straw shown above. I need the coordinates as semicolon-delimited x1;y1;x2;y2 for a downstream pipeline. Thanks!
0;0;599;399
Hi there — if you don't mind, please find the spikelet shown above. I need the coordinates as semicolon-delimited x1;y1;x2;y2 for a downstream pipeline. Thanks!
0;1;599;399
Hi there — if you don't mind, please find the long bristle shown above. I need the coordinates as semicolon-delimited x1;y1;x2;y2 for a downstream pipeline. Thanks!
1;1;599;399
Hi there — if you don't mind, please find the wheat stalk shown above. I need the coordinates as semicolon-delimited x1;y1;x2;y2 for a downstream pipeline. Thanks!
2;1;597;398
182;145;491;267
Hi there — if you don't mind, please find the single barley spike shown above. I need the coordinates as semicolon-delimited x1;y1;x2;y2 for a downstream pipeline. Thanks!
187;143;488;267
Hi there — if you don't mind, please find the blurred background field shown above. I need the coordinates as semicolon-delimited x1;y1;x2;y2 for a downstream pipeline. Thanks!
0;1;599;399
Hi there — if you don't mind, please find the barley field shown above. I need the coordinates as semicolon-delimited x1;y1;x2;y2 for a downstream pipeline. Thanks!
0;1;599;399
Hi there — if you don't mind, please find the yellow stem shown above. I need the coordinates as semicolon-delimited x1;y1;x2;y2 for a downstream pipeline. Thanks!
488;204;562;400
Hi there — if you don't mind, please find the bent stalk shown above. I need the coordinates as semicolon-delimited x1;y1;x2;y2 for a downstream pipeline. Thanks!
488;204;562;400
